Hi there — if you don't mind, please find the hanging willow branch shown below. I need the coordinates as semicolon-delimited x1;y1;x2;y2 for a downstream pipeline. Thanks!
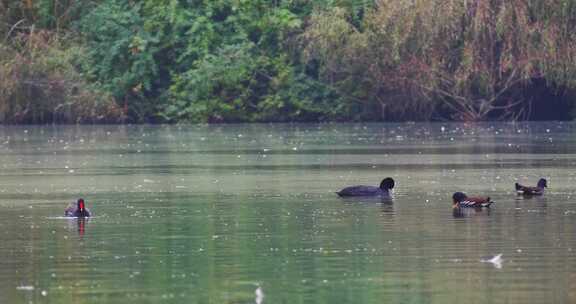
302;0;576;121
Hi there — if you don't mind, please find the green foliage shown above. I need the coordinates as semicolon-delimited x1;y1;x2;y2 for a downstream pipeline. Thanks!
0;0;121;124
2;0;576;123
0;0;98;35
0;30;122;123
78;1;157;121
302;4;438;120
167;43;342;122
302;0;576;121
78;0;342;123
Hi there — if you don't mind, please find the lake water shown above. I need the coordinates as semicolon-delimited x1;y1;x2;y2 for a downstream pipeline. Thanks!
0;122;575;304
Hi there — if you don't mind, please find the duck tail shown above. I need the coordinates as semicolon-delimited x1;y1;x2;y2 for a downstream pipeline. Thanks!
483;198;494;207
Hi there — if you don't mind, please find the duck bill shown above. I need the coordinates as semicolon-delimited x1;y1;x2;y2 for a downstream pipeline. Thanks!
452;200;459;208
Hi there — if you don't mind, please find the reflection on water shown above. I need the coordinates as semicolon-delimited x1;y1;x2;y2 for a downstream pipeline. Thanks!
75;218;87;237
0;122;575;303
452;206;492;218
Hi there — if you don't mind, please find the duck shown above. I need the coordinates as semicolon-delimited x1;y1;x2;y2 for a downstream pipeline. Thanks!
65;198;91;217
336;177;395;197
515;178;547;195
452;192;493;208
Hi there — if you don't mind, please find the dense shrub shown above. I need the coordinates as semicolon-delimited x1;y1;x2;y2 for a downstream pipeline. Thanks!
1;0;575;123
0;0;122;123
0;30;122;123
77;0;351;123
302;0;576;121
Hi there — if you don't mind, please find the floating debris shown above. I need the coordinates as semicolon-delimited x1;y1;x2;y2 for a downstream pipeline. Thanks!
481;254;503;269
255;285;264;304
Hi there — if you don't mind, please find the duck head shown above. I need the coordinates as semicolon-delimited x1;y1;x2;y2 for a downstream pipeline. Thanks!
537;178;547;188
77;198;86;212
379;177;395;190
452;192;467;206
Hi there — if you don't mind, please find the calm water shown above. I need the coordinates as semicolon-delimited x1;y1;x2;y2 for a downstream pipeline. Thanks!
0;122;575;304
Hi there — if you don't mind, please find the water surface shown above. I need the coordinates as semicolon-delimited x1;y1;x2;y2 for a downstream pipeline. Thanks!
0;122;575;303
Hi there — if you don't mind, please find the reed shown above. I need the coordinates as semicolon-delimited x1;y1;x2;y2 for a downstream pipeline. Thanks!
0;29;123;124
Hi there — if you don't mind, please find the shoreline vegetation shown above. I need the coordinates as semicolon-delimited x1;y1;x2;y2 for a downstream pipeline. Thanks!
1;0;575;124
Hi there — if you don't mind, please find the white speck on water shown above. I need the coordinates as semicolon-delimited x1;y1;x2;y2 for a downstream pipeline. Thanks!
16;286;34;291
481;253;503;269
516;249;523;253
41;290;47;296
292;147;298;151
255;286;264;304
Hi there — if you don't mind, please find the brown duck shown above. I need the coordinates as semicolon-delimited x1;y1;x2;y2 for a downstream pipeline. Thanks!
452;192;494;208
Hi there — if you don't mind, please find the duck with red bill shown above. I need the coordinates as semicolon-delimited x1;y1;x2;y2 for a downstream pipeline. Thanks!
65;198;91;217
